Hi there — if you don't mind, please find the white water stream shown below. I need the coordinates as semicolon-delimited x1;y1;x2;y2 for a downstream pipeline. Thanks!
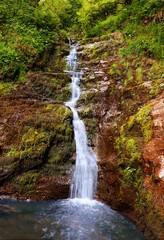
65;44;98;199
0;43;146;240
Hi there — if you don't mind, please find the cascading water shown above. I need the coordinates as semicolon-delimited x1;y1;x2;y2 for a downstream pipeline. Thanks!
0;43;146;240
65;43;98;199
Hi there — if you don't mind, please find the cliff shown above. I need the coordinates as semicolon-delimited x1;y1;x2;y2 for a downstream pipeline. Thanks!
0;1;164;238
76;36;164;240
0;45;75;200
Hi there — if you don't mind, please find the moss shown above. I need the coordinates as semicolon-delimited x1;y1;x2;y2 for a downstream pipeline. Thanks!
116;133;142;189
115;103;161;229
44;104;75;165
0;82;17;95
135;188;164;237
115;104;153;190
124;68;133;86
109;63;121;76
21;127;50;149
16;172;39;193
149;61;164;97
79;91;99;105
46;104;54;111
52;105;72;122
136;67;143;84
50;151;63;164
27;73;71;102
4;104;74;174
136;105;153;143
83;117;98;142
79;107;94;119
7;148;18;157
127;115;135;130
48;142;75;165
61;88;71;102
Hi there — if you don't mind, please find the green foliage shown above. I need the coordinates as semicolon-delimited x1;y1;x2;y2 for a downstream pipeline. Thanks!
110;63;121;76
115;133;142;189
86;10;127;37
136;67;143;84
0;0;70;79
115;104;153;189
18;172;39;192
39;0;81;29
78;0;164;59
136;105;153;143
0;0;83;80
124;23;164;59
149;61;164;96
78;0;120;35
124;68;133;86
0;81;17;95
21;127;50;150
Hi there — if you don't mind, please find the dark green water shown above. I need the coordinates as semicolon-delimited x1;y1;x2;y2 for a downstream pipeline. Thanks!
0;198;145;240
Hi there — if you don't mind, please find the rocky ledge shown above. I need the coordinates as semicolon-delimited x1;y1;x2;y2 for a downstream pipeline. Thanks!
76;35;164;240
0;70;75;200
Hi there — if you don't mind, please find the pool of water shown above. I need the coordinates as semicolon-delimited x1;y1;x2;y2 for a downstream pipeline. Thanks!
0;198;145;240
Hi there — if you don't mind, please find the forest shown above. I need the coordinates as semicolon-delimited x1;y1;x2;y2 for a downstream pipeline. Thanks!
0;0;163;83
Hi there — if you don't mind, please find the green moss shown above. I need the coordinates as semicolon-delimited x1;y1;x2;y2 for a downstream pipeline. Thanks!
109;63;121;76
136;105;153;143
79;107;94;119
4;104;74;173
135;188;164;236
115;104;153;190
48;142;75;165
52;105;72;122
17;172;39;193
0;82;17;95
50;150;63;164
83;117;98;142
82;91;99;105
136;67;143;84
149;61;164;96
7;148;18;157
61;88;71;102
21;127;50;150
124;69;133;86
46;104;54;111
127;115;135;130
115;103;159;228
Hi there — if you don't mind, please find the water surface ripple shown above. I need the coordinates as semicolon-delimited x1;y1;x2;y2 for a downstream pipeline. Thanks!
0;198;145;240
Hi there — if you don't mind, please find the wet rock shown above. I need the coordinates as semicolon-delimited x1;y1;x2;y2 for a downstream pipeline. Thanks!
76;38;164;240
0;60;75;200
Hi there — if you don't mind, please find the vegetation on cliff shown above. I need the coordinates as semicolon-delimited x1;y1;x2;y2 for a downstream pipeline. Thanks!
74;1;164;236
0;0;78;199
0;0;164;238
78;0;164;60
0;0;81;80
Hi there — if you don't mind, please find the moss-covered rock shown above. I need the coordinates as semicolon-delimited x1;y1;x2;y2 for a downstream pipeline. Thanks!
13;172;39;193
78;37;164;239
0;76;75;199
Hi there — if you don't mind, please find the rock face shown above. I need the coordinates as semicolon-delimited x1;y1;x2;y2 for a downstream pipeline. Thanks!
1;35;164;239
76;37;164;240
0;47;75;200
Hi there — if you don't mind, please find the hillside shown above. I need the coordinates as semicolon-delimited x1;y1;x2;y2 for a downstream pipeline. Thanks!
0;0;164;239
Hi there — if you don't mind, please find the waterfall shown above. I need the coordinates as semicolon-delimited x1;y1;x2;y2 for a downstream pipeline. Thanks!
65;43;98;199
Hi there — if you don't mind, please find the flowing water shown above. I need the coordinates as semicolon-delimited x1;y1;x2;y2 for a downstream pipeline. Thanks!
0;198;145;240
0;44;146;240
65;44;98;199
